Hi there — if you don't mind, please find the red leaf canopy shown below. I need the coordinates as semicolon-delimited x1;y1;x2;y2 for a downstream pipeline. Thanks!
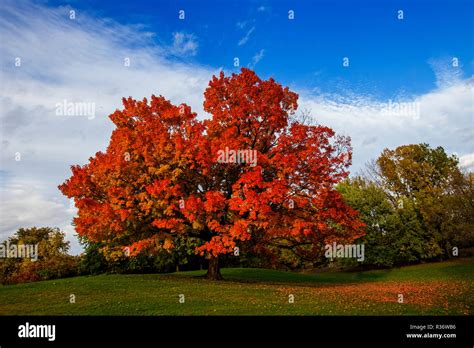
59;68;364;258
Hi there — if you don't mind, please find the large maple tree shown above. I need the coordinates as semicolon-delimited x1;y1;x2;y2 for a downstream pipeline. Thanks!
59;68;364;279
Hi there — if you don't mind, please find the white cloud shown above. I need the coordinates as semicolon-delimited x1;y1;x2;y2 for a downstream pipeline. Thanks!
0;182;65;234
0;0;216;253
460;154;474;169
170;32;198;56
0;180;81;253
299;78;474;174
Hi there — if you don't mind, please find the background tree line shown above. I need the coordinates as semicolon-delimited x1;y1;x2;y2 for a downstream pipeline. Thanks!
336;143;474;268
2;143;473;284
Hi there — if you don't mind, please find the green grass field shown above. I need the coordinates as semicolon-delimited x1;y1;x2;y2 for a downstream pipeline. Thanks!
1;257;473;315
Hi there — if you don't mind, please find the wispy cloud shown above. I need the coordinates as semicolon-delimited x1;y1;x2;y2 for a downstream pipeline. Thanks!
170;32;198;56
248;49;265;68
428;57;464;88
236;21;247;29
238;26;255;46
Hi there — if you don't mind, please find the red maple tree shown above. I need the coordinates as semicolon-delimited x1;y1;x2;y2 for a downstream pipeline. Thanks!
59;68;364;279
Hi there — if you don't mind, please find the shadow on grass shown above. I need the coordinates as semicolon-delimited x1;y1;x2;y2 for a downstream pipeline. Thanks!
172;257;474;286
174;267;391;287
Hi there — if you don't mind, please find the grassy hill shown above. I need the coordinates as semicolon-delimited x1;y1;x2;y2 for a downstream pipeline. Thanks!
0;257;472;315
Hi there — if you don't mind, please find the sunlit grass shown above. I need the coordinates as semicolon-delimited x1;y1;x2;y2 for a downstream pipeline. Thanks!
0;257;472;315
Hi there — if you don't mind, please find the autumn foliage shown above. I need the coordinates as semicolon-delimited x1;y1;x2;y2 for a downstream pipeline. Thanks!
59;68;364;279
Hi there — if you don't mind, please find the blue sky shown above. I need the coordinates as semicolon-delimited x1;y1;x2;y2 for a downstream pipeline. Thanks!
47;0;474;98
1;0;473;253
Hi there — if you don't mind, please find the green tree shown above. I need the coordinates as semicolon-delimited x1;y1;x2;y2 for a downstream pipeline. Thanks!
375;144;459;202
8;227;70;258
0;227;77;284
79;235;202;274
367;143;473;260
338;177;400;267
438;171;474;255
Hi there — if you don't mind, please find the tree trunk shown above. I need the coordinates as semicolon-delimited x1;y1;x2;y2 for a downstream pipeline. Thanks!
205;256;223;280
